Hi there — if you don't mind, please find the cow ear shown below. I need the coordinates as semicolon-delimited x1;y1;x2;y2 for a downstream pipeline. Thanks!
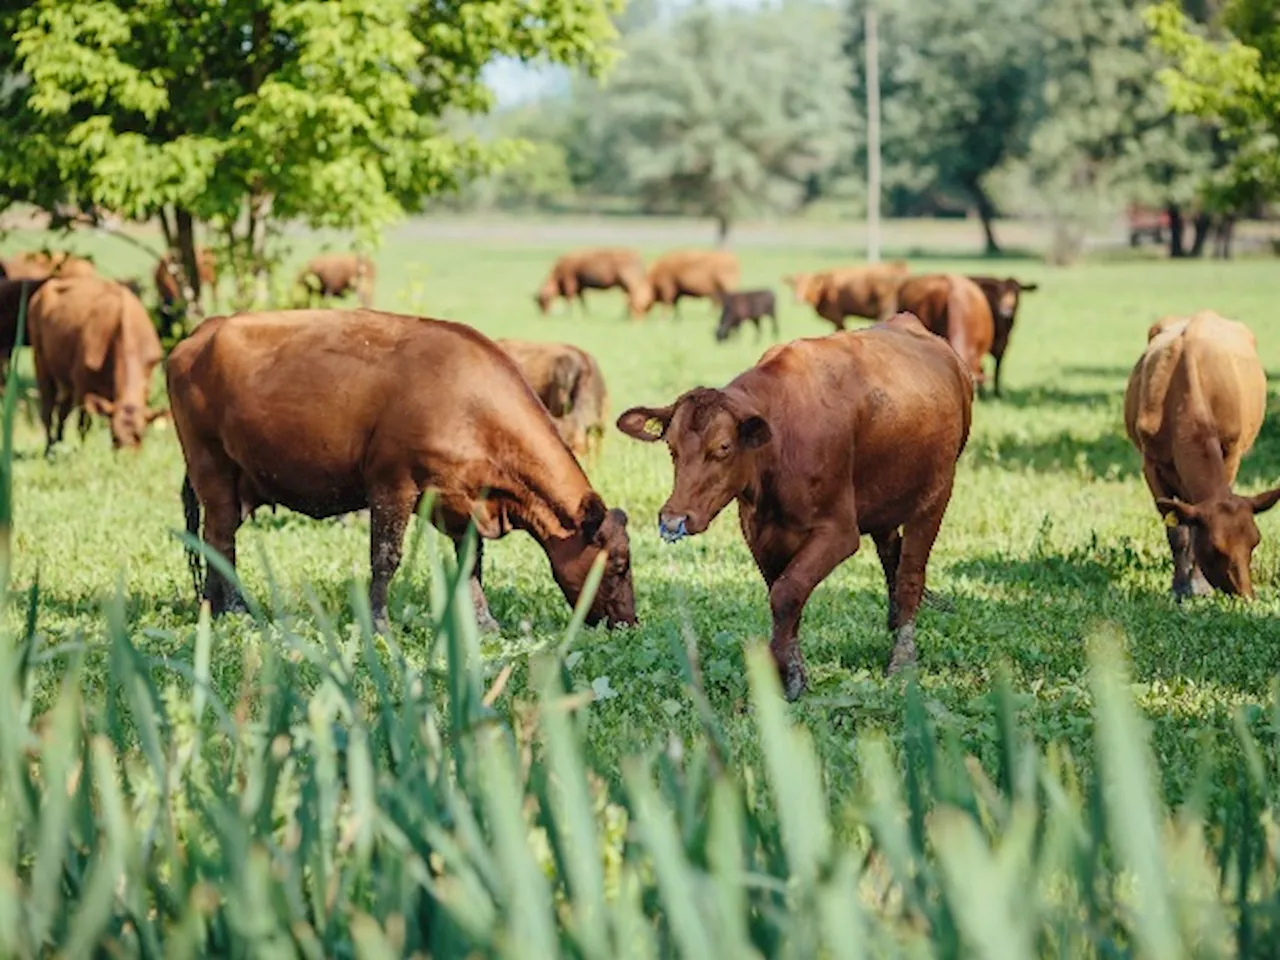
146;407;170;423
83;393;115;417
617;405;673;442
579;491;607;542
1019;281;1039;293
738;415;772;449
1156;497;1199;525
1249;487;1280;515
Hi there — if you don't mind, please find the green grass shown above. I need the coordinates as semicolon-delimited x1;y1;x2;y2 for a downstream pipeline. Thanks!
6;222;1280;816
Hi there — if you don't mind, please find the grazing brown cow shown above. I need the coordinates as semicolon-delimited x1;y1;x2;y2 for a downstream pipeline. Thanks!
618;312;973;699
498;339;610;458
715;289;778;342
167;310;636;631
155;247;218;315
296;253;376;308
893;274;994;385
1124;311;1280;599
1;251;96;281
29;276;167;453
967;276;1039;398
646;251;740;318
785;261;909;331
0;278;49;385
535;248;651;318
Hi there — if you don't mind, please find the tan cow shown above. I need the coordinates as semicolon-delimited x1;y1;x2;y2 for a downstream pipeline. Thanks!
785;261;909;330
29;276;167;453
498;339;610;459
1;251;96;281
646;250;740;318
166;310;636;632
893;274;995;386
535;249;651;318
296;253;376;308
1124;311;1280;599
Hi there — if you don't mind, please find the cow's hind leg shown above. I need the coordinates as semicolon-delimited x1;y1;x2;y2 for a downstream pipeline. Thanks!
192;463;247;616
873;529;903;629
36;376;57;456
766;513;860;701
369;484;417;633
453;535;500;633
886;500;948;676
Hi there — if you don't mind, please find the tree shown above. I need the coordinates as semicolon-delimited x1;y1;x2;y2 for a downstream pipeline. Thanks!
0;0;619;310
846;0;1042;254
598;2;854;243
1147;0;1280;212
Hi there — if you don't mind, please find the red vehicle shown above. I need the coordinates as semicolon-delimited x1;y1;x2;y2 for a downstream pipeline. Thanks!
1127;205;1170;247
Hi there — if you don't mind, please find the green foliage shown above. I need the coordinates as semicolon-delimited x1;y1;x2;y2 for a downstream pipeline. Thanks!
1148;0;1280;206
588;2;854;239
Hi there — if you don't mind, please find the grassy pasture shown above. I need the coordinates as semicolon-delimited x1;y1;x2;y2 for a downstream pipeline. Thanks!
5;221;1280;814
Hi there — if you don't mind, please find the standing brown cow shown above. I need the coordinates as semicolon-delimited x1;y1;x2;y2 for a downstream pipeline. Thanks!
1;251;96;281
29;276;167;453
1124;311;1280;599
535;248;651;318
785;261;909;330
166;310;636;632
618;312;973;699
893;274;994;386
646;251;740;318
155;247;219;316
967;276;1039;398
497;339;611;459
296;253;376;308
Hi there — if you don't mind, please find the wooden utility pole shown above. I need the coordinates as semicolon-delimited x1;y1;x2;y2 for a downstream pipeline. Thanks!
865;2;881;263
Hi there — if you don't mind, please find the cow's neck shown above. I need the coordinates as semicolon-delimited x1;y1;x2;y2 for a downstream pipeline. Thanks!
1177;427;1235;504
504;443;594;546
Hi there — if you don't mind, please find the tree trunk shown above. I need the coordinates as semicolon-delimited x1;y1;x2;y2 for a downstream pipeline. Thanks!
968;183;1001;255
715;214;730;247
1215;217;1235;259
156;208;175;250
1166;204;1186;258
175;207;204;322
1189;212;1212;258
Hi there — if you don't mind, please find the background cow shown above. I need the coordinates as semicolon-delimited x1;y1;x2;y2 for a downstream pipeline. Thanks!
535;248;651;318
155;247;219;318
618;312;973;699
715;289;778;342
893;274;995;386
498;339;611;459
167;310;636;632
787;261;909;330
646;250;740;318
968;276;1039;398
1;251;97;281
29;276;168;453
1124;311;1280;599
296;253;376;308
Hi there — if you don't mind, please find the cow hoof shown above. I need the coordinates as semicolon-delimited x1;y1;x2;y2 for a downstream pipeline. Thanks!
885;625;918;677
372;615;390;636
779;654;809;702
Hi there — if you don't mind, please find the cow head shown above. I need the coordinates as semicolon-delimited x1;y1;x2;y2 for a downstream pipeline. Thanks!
548;492;636;627
534;279;557;315
618;389;772;542
627;280;655;318
714;303;738;342
84;394;168;449
1158;488;1280;597
783;273;818;305
545;354;579;418
992;278;1038;325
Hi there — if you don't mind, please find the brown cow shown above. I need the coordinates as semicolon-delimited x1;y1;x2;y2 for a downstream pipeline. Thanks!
29;276;167;453
166;310;636;632
893;274;994;385
535;248;651;318
497;339;610;459
296;253;376;308
155;247;218;315
618;312;973;699
0;278;49;385
1;251;96;281
967;276;1039;398
646;250;740;318
784;261;908;330
1124;311;1280;599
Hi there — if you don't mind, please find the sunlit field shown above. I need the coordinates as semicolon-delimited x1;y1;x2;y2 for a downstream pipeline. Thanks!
7;219;1280;812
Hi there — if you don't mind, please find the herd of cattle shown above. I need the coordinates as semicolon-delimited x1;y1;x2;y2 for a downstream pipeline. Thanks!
0;243;1276;700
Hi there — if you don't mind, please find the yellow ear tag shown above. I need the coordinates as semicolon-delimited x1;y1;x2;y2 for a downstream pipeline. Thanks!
1163;512;1179;528
644;418;664;438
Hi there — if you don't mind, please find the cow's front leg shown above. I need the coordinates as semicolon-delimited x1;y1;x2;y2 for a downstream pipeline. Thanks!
767;520;860;701
453;535;500;633
369;486;416;633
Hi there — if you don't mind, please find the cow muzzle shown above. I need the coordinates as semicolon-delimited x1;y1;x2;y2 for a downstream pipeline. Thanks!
658;512;689;543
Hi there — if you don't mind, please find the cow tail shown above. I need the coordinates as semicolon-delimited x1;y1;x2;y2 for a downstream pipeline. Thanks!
182;474;205;601
946;276;979;384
